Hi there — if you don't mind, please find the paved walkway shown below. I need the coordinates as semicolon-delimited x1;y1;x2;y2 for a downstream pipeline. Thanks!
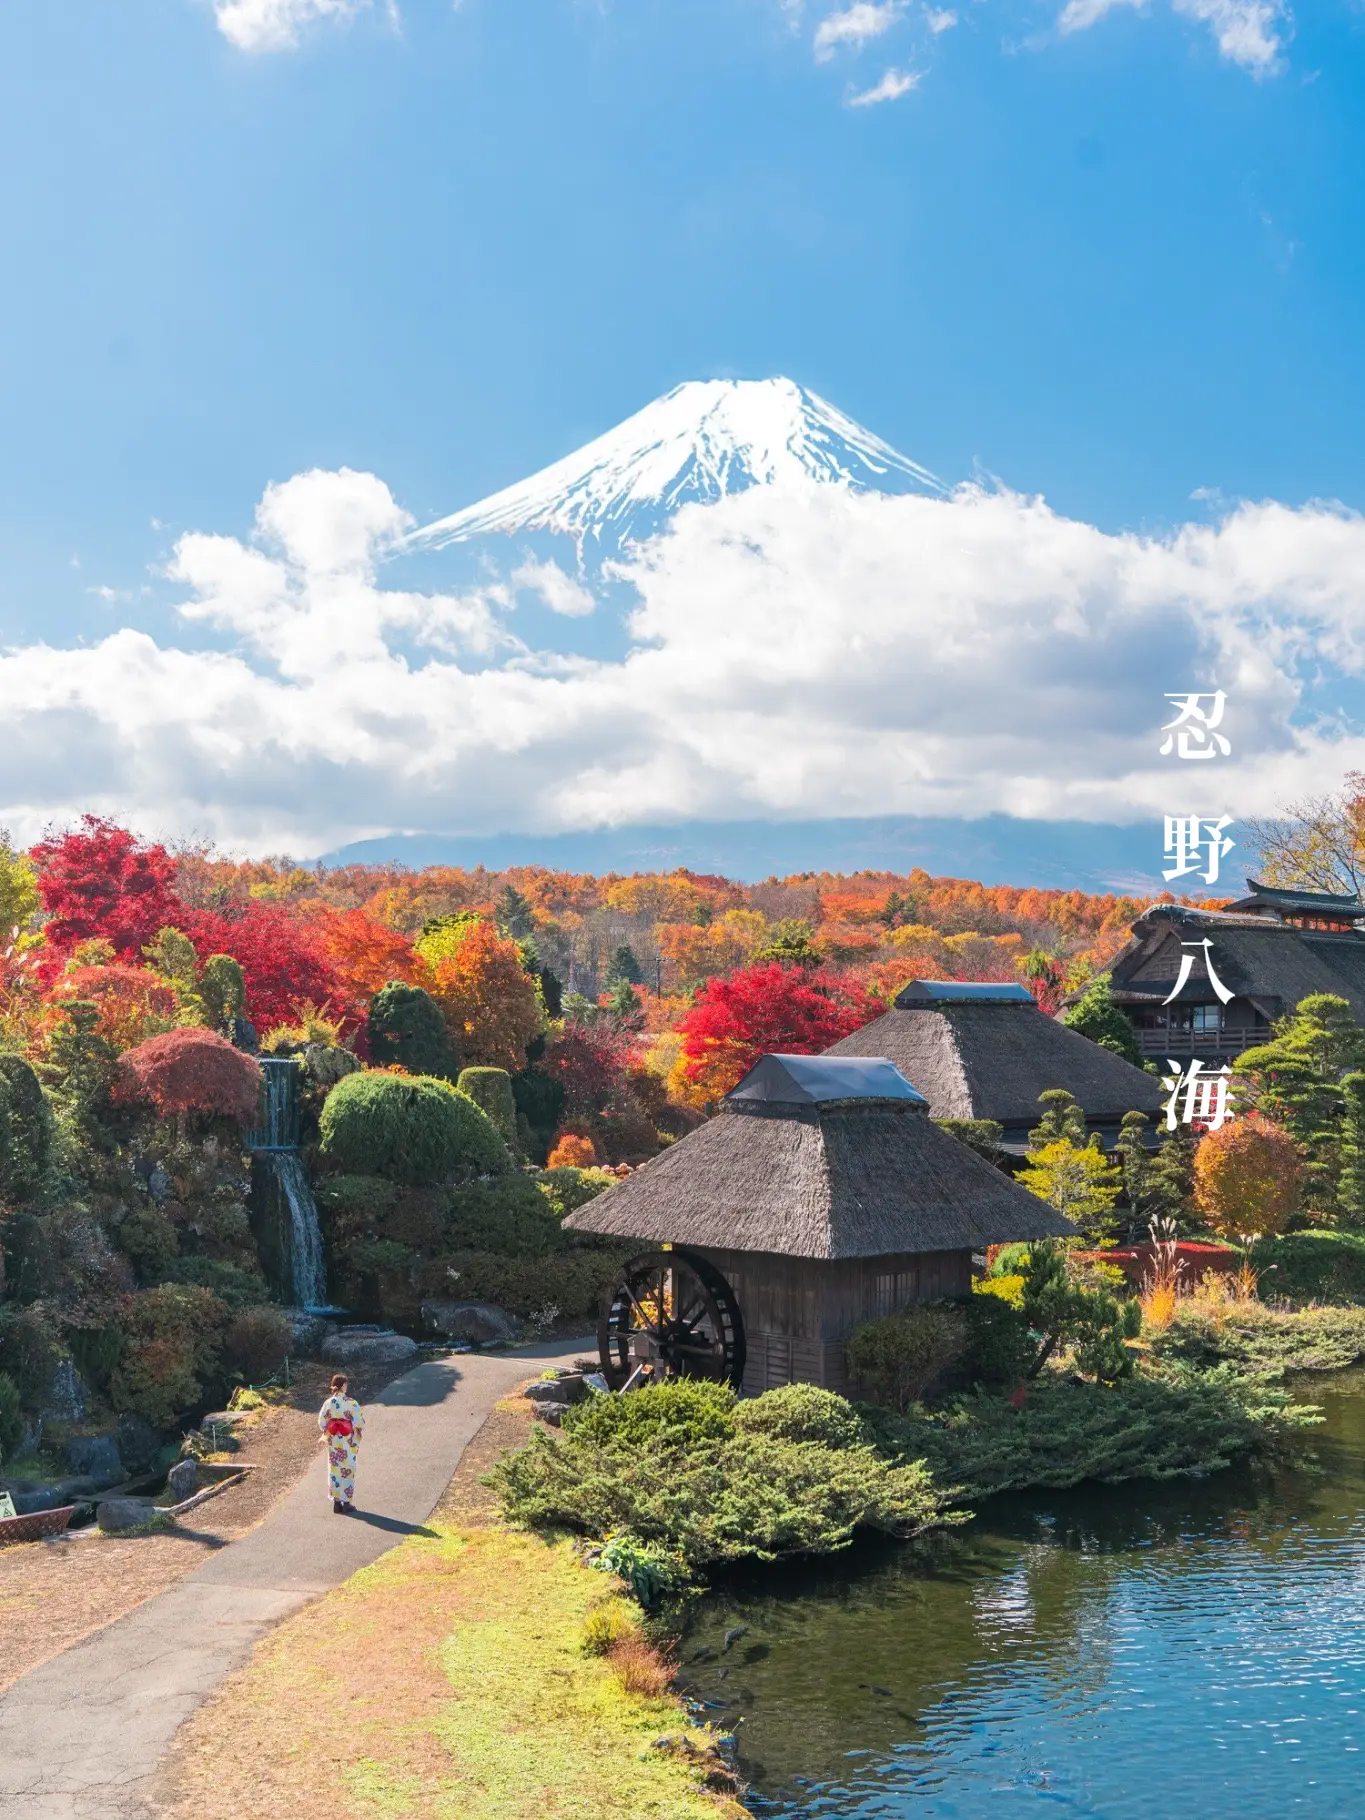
0;1338;589;1820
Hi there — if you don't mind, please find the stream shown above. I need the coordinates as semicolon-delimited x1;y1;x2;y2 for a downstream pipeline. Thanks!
683;1370;1365;1817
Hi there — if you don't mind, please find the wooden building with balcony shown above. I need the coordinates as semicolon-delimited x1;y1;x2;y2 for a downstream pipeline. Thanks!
1106;879;1365;1067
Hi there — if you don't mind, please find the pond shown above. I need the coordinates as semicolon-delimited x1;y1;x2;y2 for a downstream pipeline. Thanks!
682;1372;1365;1817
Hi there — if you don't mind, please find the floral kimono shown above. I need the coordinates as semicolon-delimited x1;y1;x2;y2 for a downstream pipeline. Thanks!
318;1392;365;1507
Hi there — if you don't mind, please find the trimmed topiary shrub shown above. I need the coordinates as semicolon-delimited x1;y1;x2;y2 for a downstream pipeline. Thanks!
318;1071;509;1186
844;1303;968;1411
537;1165;617;1221
732;1382;868;1448
367;981;454;1079
117;1028;263;1124
446;1174;566;1255
457;1067;519;1150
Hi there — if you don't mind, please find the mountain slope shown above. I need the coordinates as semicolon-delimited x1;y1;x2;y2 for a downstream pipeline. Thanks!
410;377;944;551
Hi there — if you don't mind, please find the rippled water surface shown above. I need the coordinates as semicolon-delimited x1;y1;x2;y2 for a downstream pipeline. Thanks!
683;1373;1365;1817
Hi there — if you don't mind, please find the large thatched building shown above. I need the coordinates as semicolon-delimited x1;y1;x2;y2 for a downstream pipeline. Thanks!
825;980;1163;1156
565;1053;1072;1396
1106;880;1365;1068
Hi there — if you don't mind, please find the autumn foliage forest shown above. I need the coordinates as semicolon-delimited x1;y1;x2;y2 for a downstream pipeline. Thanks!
0;819;1162;1161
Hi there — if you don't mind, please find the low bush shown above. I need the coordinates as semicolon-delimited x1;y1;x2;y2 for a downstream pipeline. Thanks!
1149;1302;1365;1375
446;1174;566;1256
425;1248;625;1321
537;1166;617;1221
108;1284;229;1427
1251;1230;1365;1305
161;1255;268;1308
867;1364;1317;1503
731;1381;868;1448
844;1303;967;1410
580;1595;642;1655
493;1378;950;1572
319;1071;509;1185
222;1305;291;1383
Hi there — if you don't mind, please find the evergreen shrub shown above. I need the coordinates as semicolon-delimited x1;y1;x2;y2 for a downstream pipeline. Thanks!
367;981;454;1078
319;1071;509;1185
731;1381;867;1448
456;1067;519;1149
109;1284;229;1427
537;1165;616;1221
222;1305;291;1383
0;1369;21;1466
844;1303;967;1410
0;1302;61;1408
0;1053;52;1199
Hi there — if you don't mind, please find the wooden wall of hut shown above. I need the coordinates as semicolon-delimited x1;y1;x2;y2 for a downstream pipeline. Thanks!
696;1246;973;1397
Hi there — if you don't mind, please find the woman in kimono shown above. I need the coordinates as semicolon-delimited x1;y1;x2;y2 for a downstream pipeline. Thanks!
318;1373;365;1514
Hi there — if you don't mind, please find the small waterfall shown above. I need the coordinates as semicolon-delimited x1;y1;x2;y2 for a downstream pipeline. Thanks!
270;1151;327;1308
247;1058;330;1310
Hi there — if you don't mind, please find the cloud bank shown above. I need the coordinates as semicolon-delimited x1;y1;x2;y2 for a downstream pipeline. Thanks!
6;469;1365;854
212;0;378;53
1057;0;1288;74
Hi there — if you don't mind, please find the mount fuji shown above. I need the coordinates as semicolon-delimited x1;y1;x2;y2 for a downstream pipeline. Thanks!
409;377;944;557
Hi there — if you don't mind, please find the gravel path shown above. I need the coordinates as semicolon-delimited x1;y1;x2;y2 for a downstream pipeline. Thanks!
0;1339;588;1820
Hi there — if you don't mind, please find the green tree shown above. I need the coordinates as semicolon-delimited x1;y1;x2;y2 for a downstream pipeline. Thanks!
493;886;536;941
45;1000;119;1127
0;831;39;936
1233;993;1365;1218
752;919;819;968
197;954;247;1034
1340;1072;1365;1225
1028;1088;1088;1151
604;944;644;987
1019;1239;1141;1382
1061;973;1141;1067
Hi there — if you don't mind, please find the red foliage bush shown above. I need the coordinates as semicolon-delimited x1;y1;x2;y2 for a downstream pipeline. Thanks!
542;1023;637;1120
32;817;181;963
117;1028;263;1122
674;962;875;1103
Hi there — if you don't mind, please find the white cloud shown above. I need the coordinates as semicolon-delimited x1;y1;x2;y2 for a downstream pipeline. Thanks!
212;0;378;53
510;558;596;618
847;65;922;102
814;2;903;60
1057;0;1287;74
5;468;1365;853
925;7;958;29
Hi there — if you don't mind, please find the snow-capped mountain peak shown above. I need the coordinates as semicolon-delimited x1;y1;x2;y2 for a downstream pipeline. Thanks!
410;377;943;551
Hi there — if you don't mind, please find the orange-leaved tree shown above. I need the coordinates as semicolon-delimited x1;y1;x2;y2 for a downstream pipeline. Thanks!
422;919;543;1071
55;963;180;1052
1193;1117;1303;1244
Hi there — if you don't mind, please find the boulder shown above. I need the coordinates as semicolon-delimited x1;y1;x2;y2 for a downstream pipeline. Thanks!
10;1484;62;1515
421;1300;522;1347
64;1434;123;1488
116;1413;160;1473
531;1401;572;1427
166;1458;198;1502
525;1374;588;1405
96;1497;158;1534
284;1311;328;1357
321;1332;419;1368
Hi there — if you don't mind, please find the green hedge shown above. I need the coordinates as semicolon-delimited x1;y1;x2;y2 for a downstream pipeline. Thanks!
1252;1230;1365;1305
319;1072;509;1185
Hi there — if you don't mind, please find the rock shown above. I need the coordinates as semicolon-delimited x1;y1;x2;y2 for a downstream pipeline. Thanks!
64;1434;123;1488
284;1311;327;1357
166;1458;198;1502
44;1358;88;1423
115;1414;160;1474
531;1400;572;1427
525;1374;587;1405
17;1414;43;1459
11;1485;62;1515
96;1497;158;1534
421;1300;522;1347
321;1332;419;1367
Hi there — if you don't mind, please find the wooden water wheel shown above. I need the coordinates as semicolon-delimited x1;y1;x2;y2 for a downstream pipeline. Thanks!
599;1248;746;1389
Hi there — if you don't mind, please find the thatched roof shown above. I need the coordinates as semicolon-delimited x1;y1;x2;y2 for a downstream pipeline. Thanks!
824;986;1163;1138
564;1054;1074;1259
1108;903;1365;1021
1226;878;1365;921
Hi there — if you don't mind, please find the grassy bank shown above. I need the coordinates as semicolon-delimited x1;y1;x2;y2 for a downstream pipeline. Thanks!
1149;1301;1365;1375
158;1518;745;1820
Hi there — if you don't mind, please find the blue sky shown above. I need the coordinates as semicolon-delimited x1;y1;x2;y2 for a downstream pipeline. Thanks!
3;0;1365;881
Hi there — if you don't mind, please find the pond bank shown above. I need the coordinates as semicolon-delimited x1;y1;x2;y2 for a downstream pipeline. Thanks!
680;1367;1365;1818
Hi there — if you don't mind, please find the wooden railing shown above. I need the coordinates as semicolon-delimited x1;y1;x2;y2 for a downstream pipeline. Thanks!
1136;1028;1264;1059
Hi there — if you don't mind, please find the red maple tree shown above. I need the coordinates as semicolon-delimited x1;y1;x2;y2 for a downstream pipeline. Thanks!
674;962;874;1105
181;903;344;1033
32;818;181;963
117;1028;263;1122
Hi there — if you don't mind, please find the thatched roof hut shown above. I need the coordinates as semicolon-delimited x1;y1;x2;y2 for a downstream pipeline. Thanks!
825;980;1163;1155
566;1053;1072;1395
